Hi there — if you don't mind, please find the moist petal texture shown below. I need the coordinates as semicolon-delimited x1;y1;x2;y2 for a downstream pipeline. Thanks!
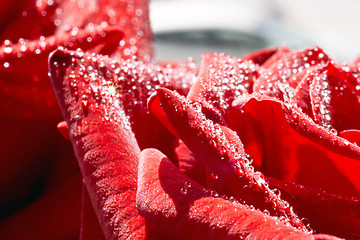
49;49;145;239
137;148;339;240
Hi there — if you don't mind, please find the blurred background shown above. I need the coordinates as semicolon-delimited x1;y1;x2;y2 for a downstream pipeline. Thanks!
150;0;360;63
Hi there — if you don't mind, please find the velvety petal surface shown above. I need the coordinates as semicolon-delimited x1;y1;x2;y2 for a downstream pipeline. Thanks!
242;46;278;66
49;49;145;239
137;148;338;240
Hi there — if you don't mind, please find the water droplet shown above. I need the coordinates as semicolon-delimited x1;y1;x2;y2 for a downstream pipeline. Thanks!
330;128;337;135
245;154;253;164
3;62;10;68
210;190;219;197
210;173;218;180
81;100;89;109
273;188;281;197
93;92;101;101
3;39;12;46
180;187;188;195
301;218;311;228
4;47;12;53
210;139;217;148
54;19;61;26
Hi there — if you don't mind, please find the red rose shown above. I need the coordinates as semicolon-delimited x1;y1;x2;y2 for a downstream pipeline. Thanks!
47;43;357;238
1;0;359;239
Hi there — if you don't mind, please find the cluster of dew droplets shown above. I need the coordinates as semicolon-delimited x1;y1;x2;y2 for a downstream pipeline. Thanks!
310;70;333;130
64;50;131;131
92;0;152;61
1;30;82;74
64;49;196;130
201;54;257;111
160;58;197;95
0;38;35;70
285;47;328;87
342;64;360;94
257;47;329;102
282;101;346;153
283;102;311;134
180;181;192;195
0;40;13;69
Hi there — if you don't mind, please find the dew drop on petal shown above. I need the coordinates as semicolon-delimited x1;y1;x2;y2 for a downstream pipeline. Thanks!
330;128;338;135
210;173;218;180
81;100;89;109
3;39;12;46
273;188;281;197
210;190;219;197
301;217;311;228
263;209;270;215
4;47;12;53
180;187;188;195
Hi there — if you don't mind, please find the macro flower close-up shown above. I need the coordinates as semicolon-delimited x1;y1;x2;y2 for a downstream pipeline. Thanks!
0;0;360;239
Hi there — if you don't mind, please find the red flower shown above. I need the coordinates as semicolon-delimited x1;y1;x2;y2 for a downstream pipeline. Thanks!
1;0;359;239
47;43;356;238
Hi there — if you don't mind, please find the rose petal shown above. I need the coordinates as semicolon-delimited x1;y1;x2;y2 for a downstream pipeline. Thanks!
261;46;291;68
228;94;360;198
57;120;70;140
242;46;278;66
340;129;360;146
56;0;153;61
292;66;318;119
254;47;329;101
155;87;307;230
157;60;198;95
49;48;194;157
137;148;338;239
187;53;257;122
49;49;145;239
147;91;177;136
175;139;208;187
309;62;360;131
